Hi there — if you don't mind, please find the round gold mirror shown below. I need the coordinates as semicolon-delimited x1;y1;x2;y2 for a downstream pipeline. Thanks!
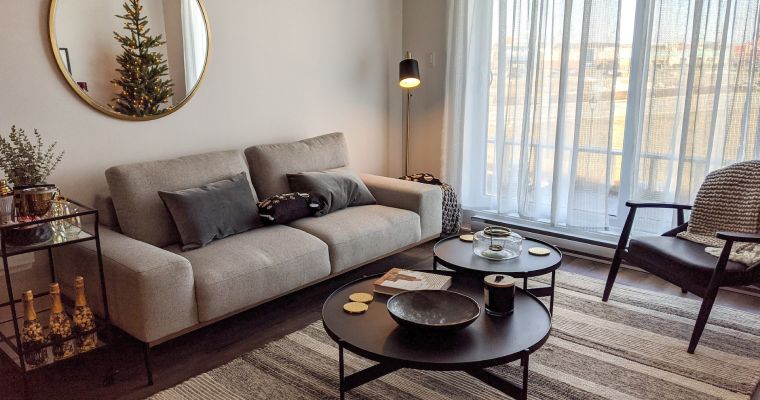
49;0;210;120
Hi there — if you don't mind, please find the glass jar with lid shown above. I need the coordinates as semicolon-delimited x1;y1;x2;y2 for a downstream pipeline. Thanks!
472;226;523;260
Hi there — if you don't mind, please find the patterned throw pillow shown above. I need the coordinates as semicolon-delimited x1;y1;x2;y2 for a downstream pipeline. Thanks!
257;192;319;224
399;172;442;185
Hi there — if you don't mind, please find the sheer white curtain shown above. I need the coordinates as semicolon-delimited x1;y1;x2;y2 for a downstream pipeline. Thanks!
445;0;760;236
181;0;207;93
625;0;760;234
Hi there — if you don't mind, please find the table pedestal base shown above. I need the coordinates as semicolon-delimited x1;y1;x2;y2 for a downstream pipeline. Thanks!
338;342;530;400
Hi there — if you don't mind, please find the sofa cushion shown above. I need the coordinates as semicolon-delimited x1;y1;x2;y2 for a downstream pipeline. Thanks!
628;236;757;287
289;205;421;273
106;150;254;248
244;132;349;199
159;173;263;251
166;225;330;322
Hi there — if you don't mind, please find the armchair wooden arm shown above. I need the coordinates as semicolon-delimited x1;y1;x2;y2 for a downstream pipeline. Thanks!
625;201;692;210
716;231;760;243
625;201;692;226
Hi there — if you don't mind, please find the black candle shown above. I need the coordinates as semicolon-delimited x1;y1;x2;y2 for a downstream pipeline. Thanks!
484;274;515;316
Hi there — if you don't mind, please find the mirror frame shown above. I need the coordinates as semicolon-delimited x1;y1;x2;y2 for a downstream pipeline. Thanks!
48;0;211;121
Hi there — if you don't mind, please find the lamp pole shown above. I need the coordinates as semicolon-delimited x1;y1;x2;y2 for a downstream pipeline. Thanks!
399;51;420;177
405;88;411;176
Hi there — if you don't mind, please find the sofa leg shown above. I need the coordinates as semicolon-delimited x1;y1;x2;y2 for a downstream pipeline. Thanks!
688;288;719;354
144;343;154;386
602;252;623;302
681;287;688;294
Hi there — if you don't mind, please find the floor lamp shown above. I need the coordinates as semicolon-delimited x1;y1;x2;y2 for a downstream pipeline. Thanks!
399;51;421;176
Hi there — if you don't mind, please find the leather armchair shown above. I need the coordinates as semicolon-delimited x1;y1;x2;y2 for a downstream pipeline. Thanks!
602;201;760;353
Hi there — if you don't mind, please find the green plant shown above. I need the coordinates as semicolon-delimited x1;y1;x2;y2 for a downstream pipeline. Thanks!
110;0;174;116
0;126;65;186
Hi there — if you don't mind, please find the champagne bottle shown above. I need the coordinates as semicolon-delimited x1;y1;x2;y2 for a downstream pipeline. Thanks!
48;283;76;360
72;276;97;352
21;290;47;367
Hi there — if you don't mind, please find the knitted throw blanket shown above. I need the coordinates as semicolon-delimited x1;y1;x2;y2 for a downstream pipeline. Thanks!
400;173;462;235
676;160;760;269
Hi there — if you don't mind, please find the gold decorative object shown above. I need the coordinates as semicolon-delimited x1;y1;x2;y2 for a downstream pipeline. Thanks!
48;283;76;360
528;247;551;256
343;302;369;314
458;234;474;242
348;292;373;304
48;0;211;121
21;290;48;367
72;276;98;353
14;185;59;219
0;180;14;225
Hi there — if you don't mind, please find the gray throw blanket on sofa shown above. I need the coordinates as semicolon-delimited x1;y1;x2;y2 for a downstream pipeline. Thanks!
676;160;760;269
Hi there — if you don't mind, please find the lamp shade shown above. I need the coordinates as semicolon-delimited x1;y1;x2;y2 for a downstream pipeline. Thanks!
399;54;420;89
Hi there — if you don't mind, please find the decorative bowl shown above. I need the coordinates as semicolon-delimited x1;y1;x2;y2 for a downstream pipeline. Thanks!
386;290;480;332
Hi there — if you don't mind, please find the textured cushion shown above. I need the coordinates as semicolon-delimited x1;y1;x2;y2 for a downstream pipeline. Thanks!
159;173;263;251
258;192;318;224
244;132;349;199
287;170;376;216
628;236;759;287
165;225;330;322
289;205;421;273
106;150;254;248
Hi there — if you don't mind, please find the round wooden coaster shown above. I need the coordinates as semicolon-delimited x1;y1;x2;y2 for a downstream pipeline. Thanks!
528;247;551;256
343;302;369;314
459;234;474;242
349;292;373;303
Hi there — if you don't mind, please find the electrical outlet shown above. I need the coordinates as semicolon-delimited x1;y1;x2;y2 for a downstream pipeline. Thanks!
427;52;436;67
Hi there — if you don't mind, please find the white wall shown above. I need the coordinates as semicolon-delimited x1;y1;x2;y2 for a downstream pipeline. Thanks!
0;0;402;299
1;0;402;208
402;0;447;177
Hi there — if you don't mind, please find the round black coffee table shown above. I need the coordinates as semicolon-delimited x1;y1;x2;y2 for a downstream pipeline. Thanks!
433;235;562;314
322;272;551;400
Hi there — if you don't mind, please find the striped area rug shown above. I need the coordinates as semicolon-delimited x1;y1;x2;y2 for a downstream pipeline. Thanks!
150;271;760;400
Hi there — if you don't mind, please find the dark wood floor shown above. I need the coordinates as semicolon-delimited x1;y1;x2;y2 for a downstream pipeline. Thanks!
1;241;758;400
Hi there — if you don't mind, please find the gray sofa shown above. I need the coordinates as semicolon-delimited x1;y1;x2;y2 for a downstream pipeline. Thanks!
53;132;442;346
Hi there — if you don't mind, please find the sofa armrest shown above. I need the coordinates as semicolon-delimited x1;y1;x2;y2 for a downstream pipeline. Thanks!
53;227;198;344
360;173;442;239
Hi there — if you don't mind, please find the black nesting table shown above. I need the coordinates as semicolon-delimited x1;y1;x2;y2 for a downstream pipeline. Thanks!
322;272;551;400
433;236;562;314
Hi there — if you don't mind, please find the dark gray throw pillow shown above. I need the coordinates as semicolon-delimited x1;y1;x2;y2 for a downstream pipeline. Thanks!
286;170;376;216
158;172;262;251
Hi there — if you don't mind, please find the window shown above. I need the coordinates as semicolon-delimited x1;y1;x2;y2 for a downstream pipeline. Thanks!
453;0;760;237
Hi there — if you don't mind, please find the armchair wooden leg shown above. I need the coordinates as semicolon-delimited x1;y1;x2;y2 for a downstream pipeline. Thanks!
604;207;636;302
602;252;622;302
688;286;719;354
